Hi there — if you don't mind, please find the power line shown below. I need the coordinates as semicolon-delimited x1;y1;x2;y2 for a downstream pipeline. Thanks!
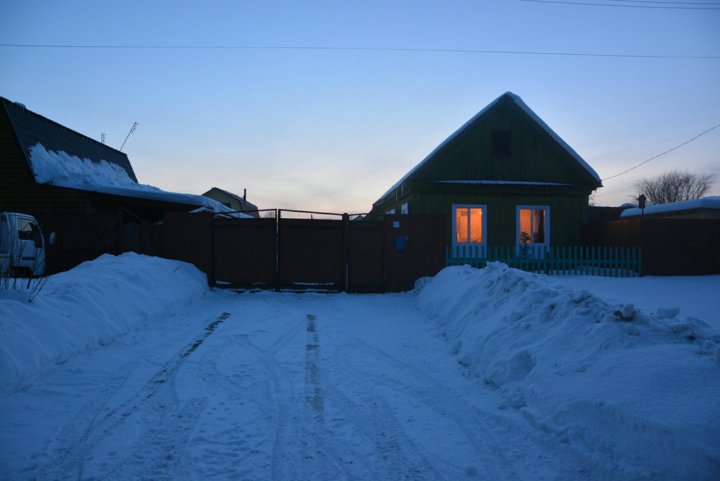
0;43;718;60
606;0;720;4
518;0;720;8
602;122;720;181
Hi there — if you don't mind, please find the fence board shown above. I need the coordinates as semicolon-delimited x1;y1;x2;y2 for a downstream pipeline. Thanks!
446;245;642;277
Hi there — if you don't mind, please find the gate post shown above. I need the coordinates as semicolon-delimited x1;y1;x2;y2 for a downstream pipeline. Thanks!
274;209;280;291
342;213;350;292
209;213;216;286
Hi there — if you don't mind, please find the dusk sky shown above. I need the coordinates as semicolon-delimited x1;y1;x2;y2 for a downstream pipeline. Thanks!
1;0;719;213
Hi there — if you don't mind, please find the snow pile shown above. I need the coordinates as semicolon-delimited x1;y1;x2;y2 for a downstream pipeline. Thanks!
417;263;720;480
0;253;208;392
29;144;251;217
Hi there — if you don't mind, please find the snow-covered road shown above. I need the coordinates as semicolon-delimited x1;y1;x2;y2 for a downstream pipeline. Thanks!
1;290;607;481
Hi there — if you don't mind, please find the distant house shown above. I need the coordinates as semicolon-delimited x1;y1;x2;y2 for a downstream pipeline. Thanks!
202;187;259;217
0;96;246;271
620;196;720;220
369;92;602;250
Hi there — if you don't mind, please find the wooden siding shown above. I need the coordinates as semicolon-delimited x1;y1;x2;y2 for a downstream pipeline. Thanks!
404;187;589;247
413;103;593;187
369;95;597;247
1;108;88;215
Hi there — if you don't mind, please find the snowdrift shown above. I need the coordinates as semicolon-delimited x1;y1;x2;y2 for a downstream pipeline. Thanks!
417;263;720;481
0;253;208;392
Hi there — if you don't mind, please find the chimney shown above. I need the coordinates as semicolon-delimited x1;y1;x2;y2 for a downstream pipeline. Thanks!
243;188;247;201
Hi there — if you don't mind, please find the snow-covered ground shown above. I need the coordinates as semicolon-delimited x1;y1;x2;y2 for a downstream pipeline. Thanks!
1;255;718;480
552;274;720;331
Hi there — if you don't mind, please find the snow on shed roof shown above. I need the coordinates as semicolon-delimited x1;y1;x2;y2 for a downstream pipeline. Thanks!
375;92;601;205
2;97;137;181
29;144;250;217
620;196;720;218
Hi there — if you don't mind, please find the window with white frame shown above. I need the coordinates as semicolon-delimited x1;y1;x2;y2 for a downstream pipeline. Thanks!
452;204;486;245
517;206;550;246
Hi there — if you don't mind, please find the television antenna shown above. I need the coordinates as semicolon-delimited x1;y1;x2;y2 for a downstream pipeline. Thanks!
120;122;139;151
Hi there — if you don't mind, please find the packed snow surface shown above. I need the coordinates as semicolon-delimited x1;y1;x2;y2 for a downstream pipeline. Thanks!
1;255;718;480
552;274;720;331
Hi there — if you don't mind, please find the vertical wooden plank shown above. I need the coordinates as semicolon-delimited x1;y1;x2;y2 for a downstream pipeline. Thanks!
603;246;608;277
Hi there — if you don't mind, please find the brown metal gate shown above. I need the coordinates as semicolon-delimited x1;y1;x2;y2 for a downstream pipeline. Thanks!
278;216;345;290
214;216;276;288
164;210;444;292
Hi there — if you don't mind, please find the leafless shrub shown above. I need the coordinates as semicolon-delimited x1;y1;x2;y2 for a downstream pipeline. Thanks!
0;243;49;303
635;170;716;205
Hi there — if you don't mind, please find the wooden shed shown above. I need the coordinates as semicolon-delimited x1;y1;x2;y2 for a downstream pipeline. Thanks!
369;92;602;251
0;96;241;272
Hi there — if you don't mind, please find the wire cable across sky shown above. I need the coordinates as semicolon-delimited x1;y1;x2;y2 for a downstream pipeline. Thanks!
602;122;720;181
1;43;719;60
517;0;720;9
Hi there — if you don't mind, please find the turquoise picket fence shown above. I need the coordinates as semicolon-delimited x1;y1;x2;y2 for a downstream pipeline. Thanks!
446;245;642;277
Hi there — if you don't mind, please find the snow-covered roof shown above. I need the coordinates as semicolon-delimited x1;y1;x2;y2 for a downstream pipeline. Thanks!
435;180;573;187
2;96;138;181
620;196;720;218
29;143;251;217
375;92;601;205
504;92;601;185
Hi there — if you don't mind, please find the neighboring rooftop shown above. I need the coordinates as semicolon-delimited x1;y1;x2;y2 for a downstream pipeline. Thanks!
620;196;720;218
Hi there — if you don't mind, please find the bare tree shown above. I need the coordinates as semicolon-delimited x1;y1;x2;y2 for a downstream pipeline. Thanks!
635;170;716;205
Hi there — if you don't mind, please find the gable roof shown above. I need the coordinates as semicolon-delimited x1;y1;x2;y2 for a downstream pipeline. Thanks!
375;92;601;205
1;96;137;181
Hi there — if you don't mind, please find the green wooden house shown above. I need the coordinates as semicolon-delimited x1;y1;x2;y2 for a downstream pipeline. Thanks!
369;92;602;255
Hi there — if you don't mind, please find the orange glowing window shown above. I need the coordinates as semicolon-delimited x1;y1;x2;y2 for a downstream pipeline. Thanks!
454;206;485;244
518;207;548;245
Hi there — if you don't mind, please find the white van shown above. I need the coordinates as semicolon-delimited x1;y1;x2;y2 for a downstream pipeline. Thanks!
0;212;48;277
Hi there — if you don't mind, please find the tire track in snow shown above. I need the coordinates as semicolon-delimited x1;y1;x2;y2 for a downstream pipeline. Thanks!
234;315;362;481
322;382;450;481
337;337;608;481
29;312;230;481
335;337;521;481
233;321;305;481
302;314;327;481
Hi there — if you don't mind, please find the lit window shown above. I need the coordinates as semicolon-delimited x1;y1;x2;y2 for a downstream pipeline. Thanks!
517;206;549;246
400;202;408;215
453;205;486;245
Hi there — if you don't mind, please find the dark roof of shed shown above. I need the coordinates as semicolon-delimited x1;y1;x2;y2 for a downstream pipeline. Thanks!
1;96;137;182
